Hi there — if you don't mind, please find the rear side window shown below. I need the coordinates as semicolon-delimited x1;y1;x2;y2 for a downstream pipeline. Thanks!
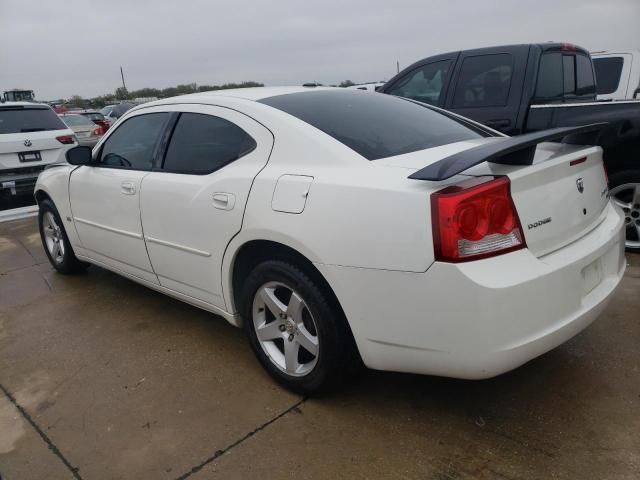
594;57;624;94
259;90;486;161
452;54;513;108
99;113;169;170
162;113;257;174
0;107;67;134
387;60;452;106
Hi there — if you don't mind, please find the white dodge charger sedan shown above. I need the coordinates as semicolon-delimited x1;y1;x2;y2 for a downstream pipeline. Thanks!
35;87;626;393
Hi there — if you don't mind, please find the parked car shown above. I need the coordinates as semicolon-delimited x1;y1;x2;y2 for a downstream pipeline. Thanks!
58;114;103;147
592;50;640;100
99;103;135;126
69;109;110;132
35;87;625;393
0;102;75;199
378;43;640;251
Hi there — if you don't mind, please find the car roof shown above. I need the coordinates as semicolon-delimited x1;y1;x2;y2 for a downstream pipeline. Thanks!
142;86;335;107
0;101;51;109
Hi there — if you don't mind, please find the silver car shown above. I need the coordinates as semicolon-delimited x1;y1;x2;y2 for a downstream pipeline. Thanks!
58;114;103;147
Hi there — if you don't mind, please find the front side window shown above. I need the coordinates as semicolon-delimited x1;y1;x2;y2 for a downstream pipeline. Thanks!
98;113;169;170
162;113;256;174
594;57;624;94
452;54;513;108
387;60;452;106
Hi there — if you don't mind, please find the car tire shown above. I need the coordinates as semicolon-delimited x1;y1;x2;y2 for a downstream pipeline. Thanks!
608;169;640;252
38;199;89;274
241;259;357;394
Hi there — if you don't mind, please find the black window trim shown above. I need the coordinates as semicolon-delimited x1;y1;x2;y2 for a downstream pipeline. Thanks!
156;111;258;176
94;112;172;172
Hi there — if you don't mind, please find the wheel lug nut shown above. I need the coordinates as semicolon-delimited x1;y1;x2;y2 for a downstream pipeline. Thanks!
279;313;287;319
288;334;294;342
279;324;286;332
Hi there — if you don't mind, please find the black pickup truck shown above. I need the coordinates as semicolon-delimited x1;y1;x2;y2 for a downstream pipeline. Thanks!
379;43;640;250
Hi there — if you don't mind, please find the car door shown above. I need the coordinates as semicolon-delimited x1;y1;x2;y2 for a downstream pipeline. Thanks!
444;46;528;133
69;111;171;283
139;104;274;309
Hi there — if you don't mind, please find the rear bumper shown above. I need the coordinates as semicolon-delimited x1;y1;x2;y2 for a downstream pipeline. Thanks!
0;169;42;196
316;201;626;379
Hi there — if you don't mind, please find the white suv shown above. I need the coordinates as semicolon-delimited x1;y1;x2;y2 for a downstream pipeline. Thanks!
0;102;76;198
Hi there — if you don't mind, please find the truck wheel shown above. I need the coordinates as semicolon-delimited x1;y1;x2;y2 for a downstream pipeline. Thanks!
609;170;640;252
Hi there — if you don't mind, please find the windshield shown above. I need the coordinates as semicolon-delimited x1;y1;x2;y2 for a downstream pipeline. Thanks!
60;115;94;127
99;106;113;116
0;107;67;134
259;90;486;160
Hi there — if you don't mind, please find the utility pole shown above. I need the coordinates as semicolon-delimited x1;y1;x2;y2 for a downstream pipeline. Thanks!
396;61;400;74
120;65;128;98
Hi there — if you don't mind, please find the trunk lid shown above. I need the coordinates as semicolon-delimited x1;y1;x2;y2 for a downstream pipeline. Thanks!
0;130;73;170
461;142;609;257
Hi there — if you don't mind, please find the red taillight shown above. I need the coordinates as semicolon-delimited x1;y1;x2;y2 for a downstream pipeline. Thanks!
560;43;578;51
93;126;104;135
56;135;75;144
431;176;526;262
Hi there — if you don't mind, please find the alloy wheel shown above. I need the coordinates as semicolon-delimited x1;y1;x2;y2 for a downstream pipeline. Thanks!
42;211;66;264
610;182;640;249
252;281;319;377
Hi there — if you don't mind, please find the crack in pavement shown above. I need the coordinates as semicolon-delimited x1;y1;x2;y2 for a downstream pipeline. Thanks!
174;397;307;480
0;382;83;480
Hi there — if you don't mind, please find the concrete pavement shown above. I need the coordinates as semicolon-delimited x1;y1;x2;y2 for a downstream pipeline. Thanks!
1;217;639;479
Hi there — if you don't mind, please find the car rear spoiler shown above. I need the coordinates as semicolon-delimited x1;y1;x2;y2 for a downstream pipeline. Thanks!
408;123;606;181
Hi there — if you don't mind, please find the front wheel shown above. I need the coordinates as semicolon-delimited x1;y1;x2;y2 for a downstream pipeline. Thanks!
242;260;357;394
38;199;89;274
609;170;640;252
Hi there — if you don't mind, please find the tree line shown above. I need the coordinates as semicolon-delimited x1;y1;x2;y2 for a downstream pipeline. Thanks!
65;79;366;109
66;81;264;108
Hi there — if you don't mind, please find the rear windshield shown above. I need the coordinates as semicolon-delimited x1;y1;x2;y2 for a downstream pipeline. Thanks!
0;107;67;134
61;115;94;126
259;90;486;160
593;57;624;95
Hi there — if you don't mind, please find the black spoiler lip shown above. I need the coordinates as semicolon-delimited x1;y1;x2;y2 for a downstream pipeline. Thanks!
408;123;606;182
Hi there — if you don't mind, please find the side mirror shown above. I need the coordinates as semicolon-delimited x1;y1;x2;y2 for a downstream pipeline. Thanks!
66;146;94;165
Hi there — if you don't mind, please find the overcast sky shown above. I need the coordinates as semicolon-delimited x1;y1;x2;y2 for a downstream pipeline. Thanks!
1;0;638;100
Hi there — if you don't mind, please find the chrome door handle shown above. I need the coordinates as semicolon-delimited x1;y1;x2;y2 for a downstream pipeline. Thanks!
121;182;136;195
212;192;235;210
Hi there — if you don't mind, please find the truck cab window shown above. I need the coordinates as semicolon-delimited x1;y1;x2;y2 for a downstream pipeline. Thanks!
452;54;513;108
535;53;563;101
387;60;451;106
563;55;576;95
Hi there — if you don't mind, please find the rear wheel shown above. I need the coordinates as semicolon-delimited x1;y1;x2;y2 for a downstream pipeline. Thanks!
242;260;356;394
38;199;89;274
609;170;640;252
